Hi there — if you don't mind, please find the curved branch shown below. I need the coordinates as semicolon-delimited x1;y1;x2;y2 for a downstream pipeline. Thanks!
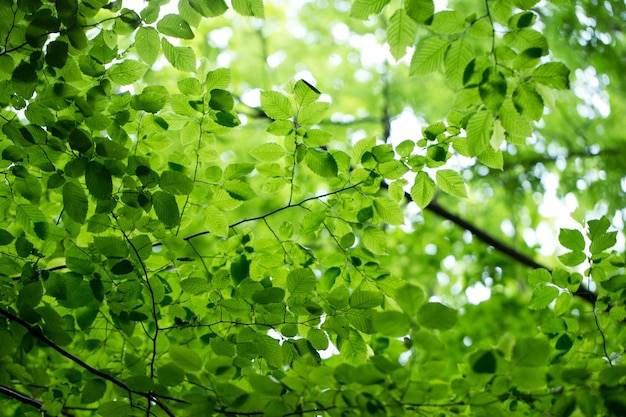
0;307;180;417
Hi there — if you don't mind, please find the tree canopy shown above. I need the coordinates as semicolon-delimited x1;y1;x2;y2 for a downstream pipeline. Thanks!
0;0;625;416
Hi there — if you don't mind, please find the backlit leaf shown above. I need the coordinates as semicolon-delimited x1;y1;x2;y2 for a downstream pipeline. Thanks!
362;226;387;255
294;79;321;106
373;197;404;225
204;206;229;237
157;14;194;39
350;0;390;19
162;38;196;72
465;109;494;157
135;27;160;66
250;142;286;161
410;36;449;76
159;170;194;195
287;268;316;295
232;0;265;18
304;149;338;177
445;38;473;89
108;60;147;85
533;62;570;90
436;169;467;198
260;91;293;120
528;285;559;310
388;9;417;61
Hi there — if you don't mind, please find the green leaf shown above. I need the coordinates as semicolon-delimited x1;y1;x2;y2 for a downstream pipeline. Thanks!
81;379;107;404
379;160;409;180
338;329;367;365
388;9;417;61
409;36;449;76
204;206;229;237
0;229;15;245
307;328;329;350
111;260;134;275
189;0;227;17
477;145;503;170
304;129;332;147
256;334;282;368
589;229;617;255
250;142;286;161
180;277;211;295
395;284;424;317
465;109;494;157
159;170;194;195
294;79;321;106
349;290;383;309
431;10;465;34
85;161;113;200
63;182;88;224
362;226;388;255
224;179;256;200
304;149;338;177
418;302;458;330
46;40;69;68
169;345;203;371
528;285;559;310
445;38;473;89
479;68;507;113
157;14;194;39
513;337;550;367
97;401;131;417
558;251;586;267
108;60;147;85
405;0;434;23
161;38;196;72
232;0;265;18
153;191;180;228
69;129;93;153
131;85;169;113
471;350;497;374
513;83;544;121
206;68;232;90
372;311;411;337
209;89;234;111
533;62;570;90
297;102;329;125
350;0;390;19
135;27;160;66
558;229;585;252
410;172;435;209
528;268;552;285
436;169;467;198
499;98;532;139
287;268;316;295
373;197;404;225
158;363;185;386
260;91;293;120
178;77;203;95
252;287;285;304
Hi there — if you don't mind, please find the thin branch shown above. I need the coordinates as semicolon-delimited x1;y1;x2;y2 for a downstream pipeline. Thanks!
0;385;42;410
0;308;179;417
181;183;362;242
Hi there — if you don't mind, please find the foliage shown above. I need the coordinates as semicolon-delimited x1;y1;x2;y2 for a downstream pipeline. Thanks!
0;0;624;416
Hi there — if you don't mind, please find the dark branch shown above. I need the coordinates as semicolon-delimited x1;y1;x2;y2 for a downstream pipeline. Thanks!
422;196;597;304
0;307;179;417
0;385;42;410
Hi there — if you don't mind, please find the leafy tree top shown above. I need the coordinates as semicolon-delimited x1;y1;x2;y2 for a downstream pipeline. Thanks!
0;0;625;416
